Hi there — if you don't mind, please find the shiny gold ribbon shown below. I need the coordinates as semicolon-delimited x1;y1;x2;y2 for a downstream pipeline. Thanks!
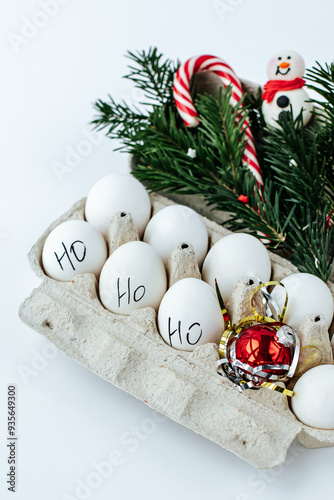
260;382;294;397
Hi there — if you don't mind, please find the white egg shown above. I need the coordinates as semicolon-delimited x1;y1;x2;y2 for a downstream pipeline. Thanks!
85;174;151;237
271;273;334;330
202;233;271;304
158;278;224;351
42;220;108;281
291;365;334;429
99;241;167;315
143;205;208;266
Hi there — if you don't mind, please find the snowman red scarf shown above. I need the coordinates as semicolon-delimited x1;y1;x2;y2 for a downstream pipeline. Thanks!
262;78;306;103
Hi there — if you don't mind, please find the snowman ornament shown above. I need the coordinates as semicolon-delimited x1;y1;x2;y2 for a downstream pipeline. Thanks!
262;50;313;128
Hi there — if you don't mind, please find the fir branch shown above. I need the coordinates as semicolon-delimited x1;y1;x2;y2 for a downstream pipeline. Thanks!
131;107;224;193
221;178;291;245
306;61;334;121
91;47;178;143
92;95;149;141
125;47;178;107
196;88;248;191
284;209;334;281
92;48;334;281
243;86;267;166
263;111;329;211
262;109;334;280
132;89;287;246
305;62;334;191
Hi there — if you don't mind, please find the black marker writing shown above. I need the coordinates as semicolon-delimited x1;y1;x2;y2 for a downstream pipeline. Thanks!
54;242;73;271
117;278;146;307
70;240;86;262
168;317;182;347
54;240;86;271
167;318;202;347
186;322;202;345
134;286;145;302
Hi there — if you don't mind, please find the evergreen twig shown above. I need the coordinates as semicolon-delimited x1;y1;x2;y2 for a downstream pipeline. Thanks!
306;62;334;193
91;48;334;282
124;47;178;107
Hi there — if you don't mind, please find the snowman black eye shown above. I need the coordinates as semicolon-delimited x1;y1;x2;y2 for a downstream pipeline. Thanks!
287;56;291;59
278;56;282;60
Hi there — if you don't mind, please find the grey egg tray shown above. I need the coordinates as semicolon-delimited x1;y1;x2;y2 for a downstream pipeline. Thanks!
19;193;334;469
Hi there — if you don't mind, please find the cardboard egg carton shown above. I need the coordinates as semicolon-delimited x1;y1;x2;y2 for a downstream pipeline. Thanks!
19;193;334;469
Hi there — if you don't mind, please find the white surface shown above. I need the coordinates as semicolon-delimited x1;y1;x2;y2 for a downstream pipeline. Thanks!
1;0;334;499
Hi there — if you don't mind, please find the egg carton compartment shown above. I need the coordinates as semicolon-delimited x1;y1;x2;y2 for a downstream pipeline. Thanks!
19;193;334;469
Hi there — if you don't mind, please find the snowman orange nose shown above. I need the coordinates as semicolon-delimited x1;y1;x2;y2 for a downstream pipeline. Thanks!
280;62;290;69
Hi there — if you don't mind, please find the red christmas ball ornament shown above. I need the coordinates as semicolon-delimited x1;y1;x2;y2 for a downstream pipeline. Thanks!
216;280;300;395
225;322;297;385
236;323;291;368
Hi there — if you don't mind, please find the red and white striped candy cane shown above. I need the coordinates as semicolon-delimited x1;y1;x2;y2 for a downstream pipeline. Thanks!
173;55;262;185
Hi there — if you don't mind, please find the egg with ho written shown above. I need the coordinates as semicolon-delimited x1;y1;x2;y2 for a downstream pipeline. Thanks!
291;365;334;429
99;241;167;315
202;233;271;304
158;278;224;351
143;205;208;266
271;273;334;330
85;174;151;237
42;220;108;281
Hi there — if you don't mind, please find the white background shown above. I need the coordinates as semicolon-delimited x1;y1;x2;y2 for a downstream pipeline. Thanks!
1;1;334;499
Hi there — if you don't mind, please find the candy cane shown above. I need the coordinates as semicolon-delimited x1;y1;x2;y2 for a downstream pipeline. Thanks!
173;55;262;185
